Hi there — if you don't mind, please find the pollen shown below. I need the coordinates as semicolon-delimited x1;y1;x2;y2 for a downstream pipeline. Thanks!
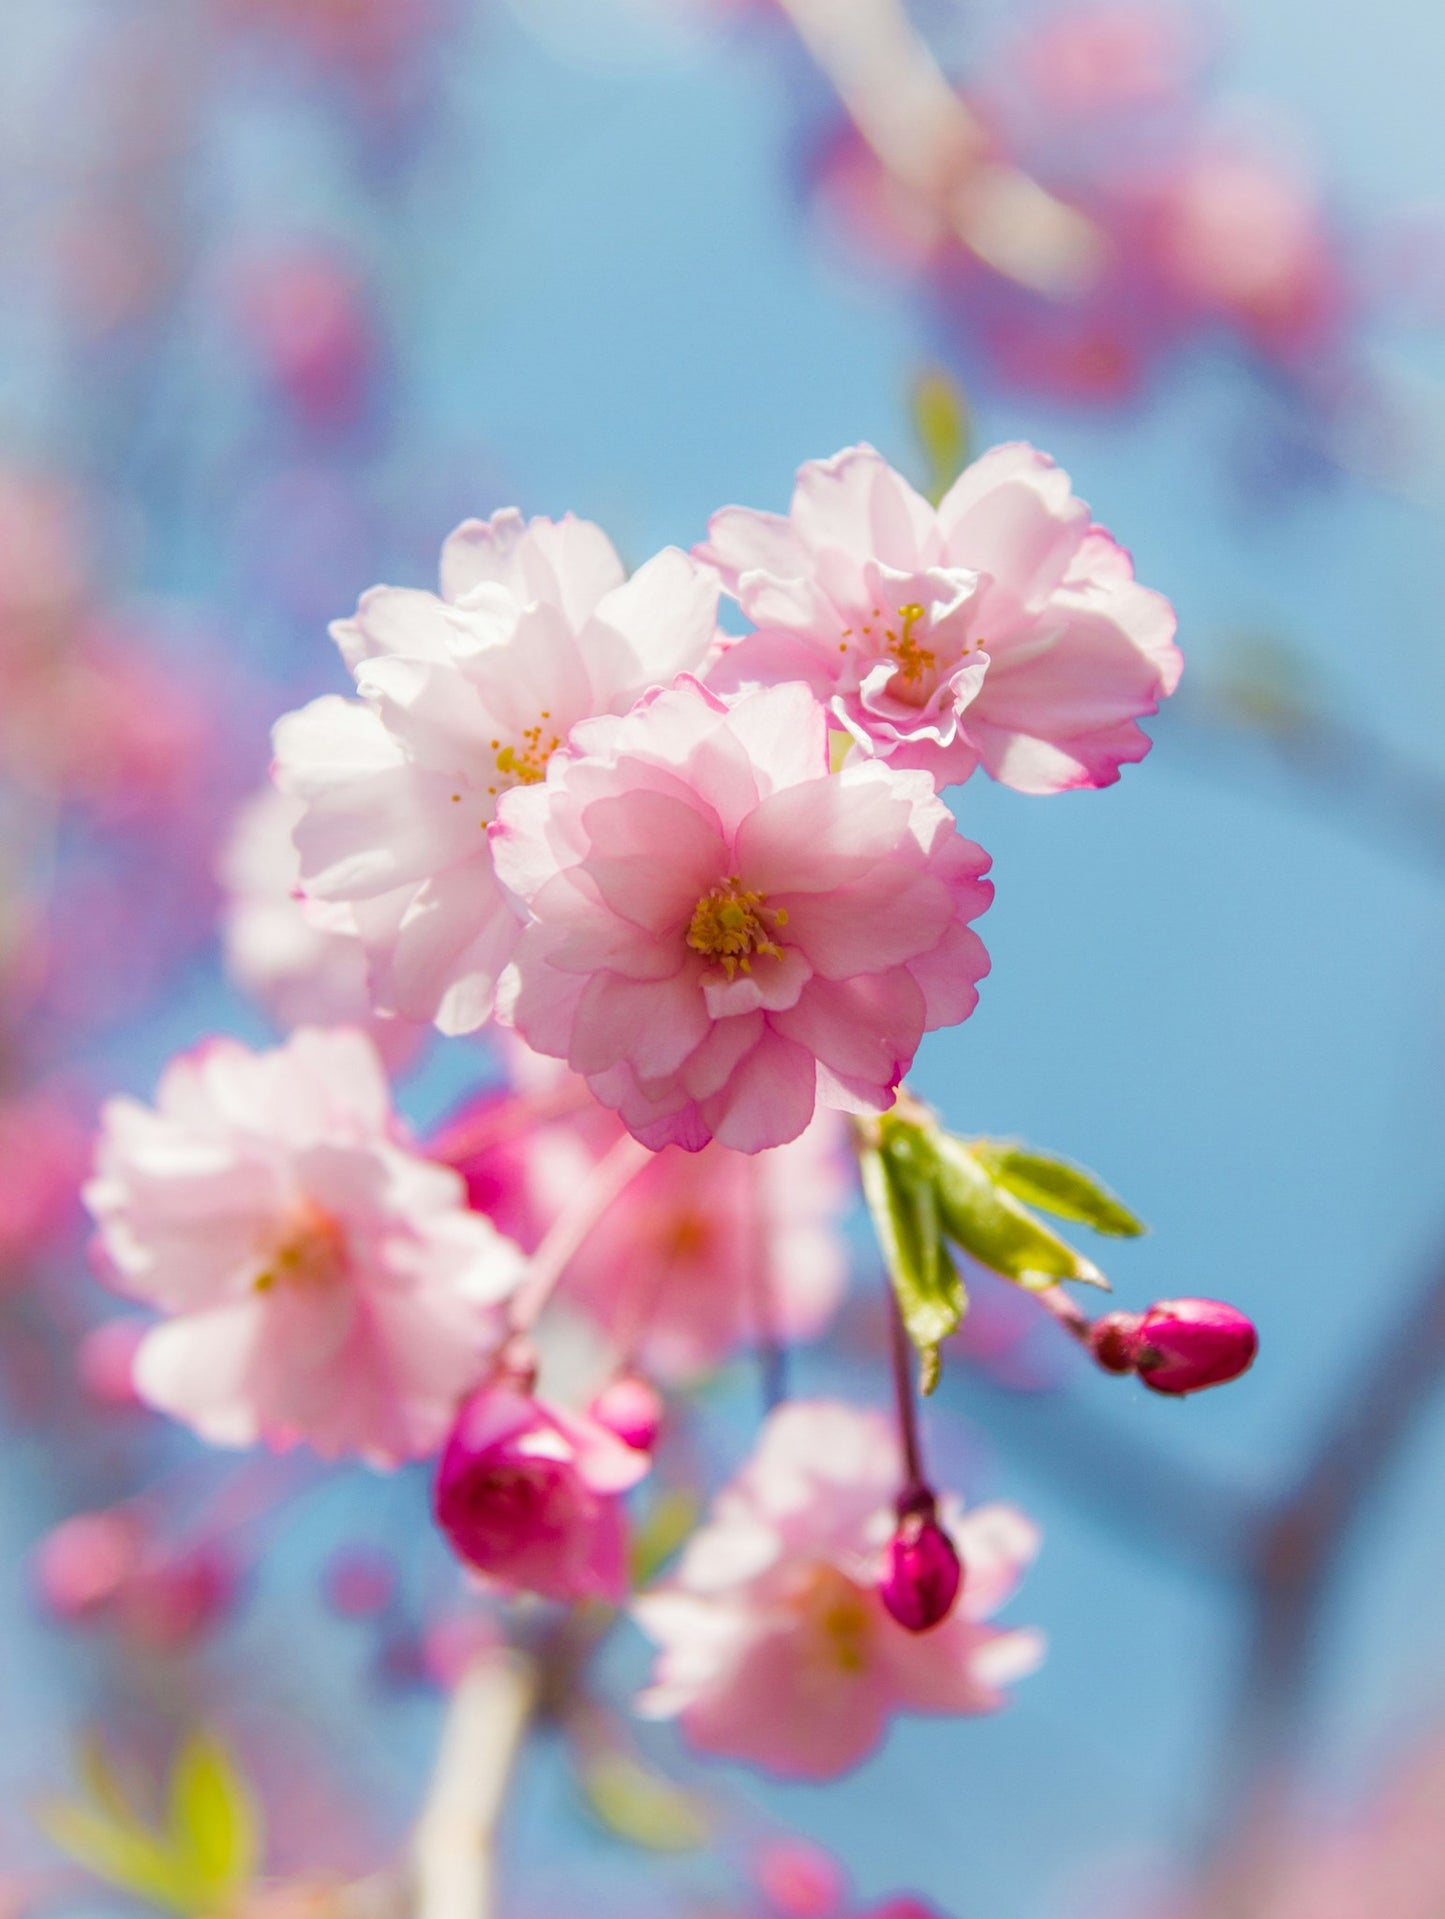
797;1563;874;1676
495;719;562;788
254;1200;347;1294
686;876;789;980
884;602;937;686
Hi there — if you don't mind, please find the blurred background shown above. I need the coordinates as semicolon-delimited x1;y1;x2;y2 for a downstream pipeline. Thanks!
3;0;1445;1915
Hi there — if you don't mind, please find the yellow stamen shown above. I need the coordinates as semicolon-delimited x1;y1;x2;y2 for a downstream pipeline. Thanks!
796;1563;874;1675
885;601;937;686
494;718;562;788
686;876;789;980
254;1201;347;1294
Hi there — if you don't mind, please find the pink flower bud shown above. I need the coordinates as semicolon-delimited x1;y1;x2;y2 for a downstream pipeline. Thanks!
587;1375;663;1454
433;1384;650;1605
117;1545;237;1651
878;1503;963;1634
756;1839;848;1918
865;1901;951;1919
1133;1297;1258;1395
322;1545;397;1619
33;1511;140;1621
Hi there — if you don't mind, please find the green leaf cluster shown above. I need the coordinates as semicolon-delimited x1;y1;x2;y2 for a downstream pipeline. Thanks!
37;1731;260;1917
862;1110;1145;1392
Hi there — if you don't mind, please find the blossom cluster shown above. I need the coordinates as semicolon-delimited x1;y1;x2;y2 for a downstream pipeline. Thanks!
73;439;1231;1782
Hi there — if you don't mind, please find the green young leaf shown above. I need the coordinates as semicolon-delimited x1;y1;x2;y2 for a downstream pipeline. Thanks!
38;1730;260;1919
630;1487;699;1588
35;1799;203;1916
581;1752;709;1853
970;1140;1146;1238
910;368;971;505
862;1129;967;1394
167;1732;260;1902
931;1133;1106;1290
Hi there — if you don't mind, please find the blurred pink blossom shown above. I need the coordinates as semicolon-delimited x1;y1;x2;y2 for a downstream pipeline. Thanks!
634;1400;1041;1777
84;1027;524;1464
434;1050;852;1380
218;783;422;1067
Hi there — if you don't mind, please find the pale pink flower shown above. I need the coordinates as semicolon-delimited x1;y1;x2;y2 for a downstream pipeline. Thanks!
218;783;421;1067
33;1507;238;1651
701;443;1180;792
434;1050;853;1378
633;1400;1042;1778
492;677;991;1152
434;1381;649;1604
83;1027;524;1465
273;510;720;1034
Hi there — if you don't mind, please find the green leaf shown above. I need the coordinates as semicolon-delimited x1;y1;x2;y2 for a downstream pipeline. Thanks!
168;1733;259;1901
970;1141;1145;1238
37;1731;260;1918
35;1799;202;1915
630;1488;699;1587
862;1130;967;1394
931;1133;1106;1290
580;1753;709;1853
910;368;971;506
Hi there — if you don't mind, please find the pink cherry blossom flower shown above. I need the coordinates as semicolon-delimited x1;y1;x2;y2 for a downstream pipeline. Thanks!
492;677;992;1153
83;1027;524;1465
273;510;720;1034
434;1380;649;1604
218;783;421;1068
633;1400;1042;1778
433;1049;853;1378
700;443;1180;793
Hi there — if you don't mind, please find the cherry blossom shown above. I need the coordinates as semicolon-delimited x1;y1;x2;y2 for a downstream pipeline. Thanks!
83;1027;524;1465
701;442;1180;792
492;677;993;1153
432;1048;853;1378
634;1400;1042;1777
273;510;720;1034
218;783;421;1067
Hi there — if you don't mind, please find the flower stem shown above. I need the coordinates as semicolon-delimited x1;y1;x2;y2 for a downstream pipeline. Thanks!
412;1647;536;1919
508;1133;654;1335
886;1278;928;1506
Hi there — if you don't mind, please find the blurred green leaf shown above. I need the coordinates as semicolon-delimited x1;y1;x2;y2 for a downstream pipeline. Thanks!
581;1752;709;1852
38;1730;260;1918
971;1141;1145;1238
168;1733;259;1900
630;1487;699;1587
931;1133;1106;1290
910;368;971;505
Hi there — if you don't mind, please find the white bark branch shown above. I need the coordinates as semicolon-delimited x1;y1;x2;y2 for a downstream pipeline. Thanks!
775;0;1104;297
410;1649;538;1919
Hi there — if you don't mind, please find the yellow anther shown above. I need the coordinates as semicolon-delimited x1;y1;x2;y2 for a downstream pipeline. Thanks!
886;601;937;686
686;876;788;980
254;1202;347;1295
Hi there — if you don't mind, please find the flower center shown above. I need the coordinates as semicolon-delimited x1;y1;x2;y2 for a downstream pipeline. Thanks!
886;602;937;687
796;1562;875;1676
254;1200;348;1294
482;713;562;800
686;876;789;980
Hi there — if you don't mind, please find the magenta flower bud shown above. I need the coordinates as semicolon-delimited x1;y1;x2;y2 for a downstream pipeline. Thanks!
1133;1297;1258;1395
587;1375;663;1454
878;1503;963;1634
433;1384;650;1605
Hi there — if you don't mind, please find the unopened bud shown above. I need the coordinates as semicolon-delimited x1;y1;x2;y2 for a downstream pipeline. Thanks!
587;1375;663;1454
878;1500;962;1633
1133;1298;1258;1395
